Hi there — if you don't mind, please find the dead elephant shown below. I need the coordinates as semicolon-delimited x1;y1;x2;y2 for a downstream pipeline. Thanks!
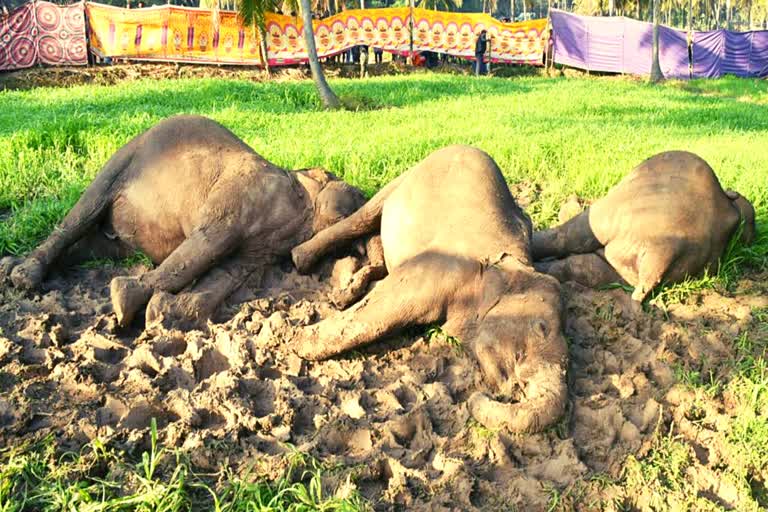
291;145;568;433
532;151;756;302
0;115;366;328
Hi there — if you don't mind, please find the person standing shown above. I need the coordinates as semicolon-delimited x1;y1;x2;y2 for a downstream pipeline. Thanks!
374;47;383;64
474;30;488;76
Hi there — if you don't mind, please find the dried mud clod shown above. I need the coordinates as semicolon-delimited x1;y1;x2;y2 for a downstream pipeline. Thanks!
0;261;767;509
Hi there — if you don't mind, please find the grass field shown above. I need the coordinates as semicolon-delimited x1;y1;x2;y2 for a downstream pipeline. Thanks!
1;72;767;510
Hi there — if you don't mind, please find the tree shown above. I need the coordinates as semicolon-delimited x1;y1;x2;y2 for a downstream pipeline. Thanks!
298;0;341;108
650;0;664;82
203;0;340;109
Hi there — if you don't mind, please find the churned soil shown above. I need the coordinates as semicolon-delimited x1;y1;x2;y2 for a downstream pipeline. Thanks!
1;244;765;509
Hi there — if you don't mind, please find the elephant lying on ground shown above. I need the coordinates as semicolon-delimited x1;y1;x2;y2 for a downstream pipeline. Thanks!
0;115;367;328
291;145;568;433
532;151;756;303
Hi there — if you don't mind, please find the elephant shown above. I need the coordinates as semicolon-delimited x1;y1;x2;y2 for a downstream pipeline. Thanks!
290;145;568;433
532;151;756;303
0;115;367;328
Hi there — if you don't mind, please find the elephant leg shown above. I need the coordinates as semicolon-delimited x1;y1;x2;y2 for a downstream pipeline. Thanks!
331;235;388;309
2;229;132;284
292;172;406;273
145;253;264;329
295;255;454;361
531;209;603;260
9;140;136;290
631;246;681;303
534;252;625;289
110;225;240;327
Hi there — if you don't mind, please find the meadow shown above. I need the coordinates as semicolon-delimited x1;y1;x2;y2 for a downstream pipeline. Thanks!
0;72;767;510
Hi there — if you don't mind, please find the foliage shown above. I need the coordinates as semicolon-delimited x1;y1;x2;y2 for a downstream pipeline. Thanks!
0;420;369;511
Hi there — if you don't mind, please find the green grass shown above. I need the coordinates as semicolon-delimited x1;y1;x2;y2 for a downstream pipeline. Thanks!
1;73;767;256
0;420;369;511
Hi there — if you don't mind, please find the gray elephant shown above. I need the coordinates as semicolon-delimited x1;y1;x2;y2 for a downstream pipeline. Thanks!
532;151;756;303
291;145;568;433
0;115;365;328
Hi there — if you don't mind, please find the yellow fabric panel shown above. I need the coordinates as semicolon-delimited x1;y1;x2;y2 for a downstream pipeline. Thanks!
86;2;546;65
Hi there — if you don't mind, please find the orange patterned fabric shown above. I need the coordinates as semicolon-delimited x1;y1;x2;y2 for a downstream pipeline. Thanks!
412;8;546;63
85;2;546;66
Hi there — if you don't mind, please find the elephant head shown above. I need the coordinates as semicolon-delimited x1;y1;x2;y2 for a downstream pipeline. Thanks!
295;168;367;233
467;256;568;433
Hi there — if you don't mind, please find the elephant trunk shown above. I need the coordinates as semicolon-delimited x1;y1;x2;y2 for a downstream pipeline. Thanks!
468;363;567;433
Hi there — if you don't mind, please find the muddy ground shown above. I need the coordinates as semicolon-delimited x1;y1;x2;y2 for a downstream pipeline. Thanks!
1;241;766;510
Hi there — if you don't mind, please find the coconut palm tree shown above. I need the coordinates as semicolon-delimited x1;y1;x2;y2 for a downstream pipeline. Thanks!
202;0;340;109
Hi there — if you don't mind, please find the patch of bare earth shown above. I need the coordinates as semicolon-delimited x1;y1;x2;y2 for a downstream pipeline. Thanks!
0;256;766;509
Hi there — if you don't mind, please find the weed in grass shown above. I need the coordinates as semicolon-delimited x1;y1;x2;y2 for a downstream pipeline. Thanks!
80;251;154;270
425;325;464;355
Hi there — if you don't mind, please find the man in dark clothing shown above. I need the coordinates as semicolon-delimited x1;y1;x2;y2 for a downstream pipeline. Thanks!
474;30;488;76
374;47;383;64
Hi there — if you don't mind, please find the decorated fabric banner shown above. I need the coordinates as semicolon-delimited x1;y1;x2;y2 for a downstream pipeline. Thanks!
0;3;37;71
0;1;86;71
263;8;412;65
411;8;546;64
35;1;87;65
86;3;262;64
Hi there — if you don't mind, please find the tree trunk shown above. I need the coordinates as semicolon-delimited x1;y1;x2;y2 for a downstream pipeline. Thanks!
258;25;270;74
609;0;614;15
715;0;720;28
636;0;640;21
726;0;731;28
511;0;515;20
650;0;664;82
688;0;692;30
299;0;341;110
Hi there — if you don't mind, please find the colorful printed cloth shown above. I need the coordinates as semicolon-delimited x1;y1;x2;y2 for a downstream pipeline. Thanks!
85;3;546;66
0;1;86;71
87;3;263;65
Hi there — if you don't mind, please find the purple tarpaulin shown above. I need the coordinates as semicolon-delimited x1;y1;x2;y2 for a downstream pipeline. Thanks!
750;31;768;77
692;29;768;78
552;10;768;79
550;9;589;70
692;30;723;78
659;26;690;78
723;30;751;76
551;10;690;78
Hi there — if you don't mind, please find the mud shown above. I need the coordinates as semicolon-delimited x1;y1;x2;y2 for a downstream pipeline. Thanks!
0;252;766;509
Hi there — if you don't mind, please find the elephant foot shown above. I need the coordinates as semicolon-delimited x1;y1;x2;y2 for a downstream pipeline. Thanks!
292;325;325;361
10;258;45;290
145;291;212;330
0;256;22;282
291;243;315;275
329;288;356;310
110;276;152;327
